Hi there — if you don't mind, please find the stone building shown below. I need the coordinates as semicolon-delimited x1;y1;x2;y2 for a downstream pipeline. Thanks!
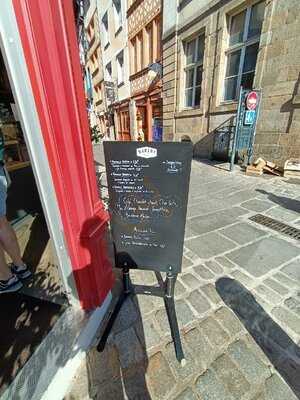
84;0;107;132
81;0;163;142
162;0;300;165
97;0;131;140
127;0;163;141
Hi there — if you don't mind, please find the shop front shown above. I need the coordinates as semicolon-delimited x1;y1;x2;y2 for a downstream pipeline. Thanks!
115;101;131;141
0;1;114;399
134;89;162;142
128;65;163;142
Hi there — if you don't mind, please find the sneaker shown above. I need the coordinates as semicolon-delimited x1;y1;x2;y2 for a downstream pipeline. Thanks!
0;275;23;293
11;264;32;280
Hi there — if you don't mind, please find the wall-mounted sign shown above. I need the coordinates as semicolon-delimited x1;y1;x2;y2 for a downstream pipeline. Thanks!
149;62;163;78
246;91;259;110
244;109;256;125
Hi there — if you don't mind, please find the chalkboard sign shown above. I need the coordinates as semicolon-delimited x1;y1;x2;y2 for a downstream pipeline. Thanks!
104;142;193;273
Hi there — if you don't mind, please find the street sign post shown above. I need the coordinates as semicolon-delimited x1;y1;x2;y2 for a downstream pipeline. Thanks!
230;88;261;171
97;142;193;364
246;91;259;110
244;110;256;125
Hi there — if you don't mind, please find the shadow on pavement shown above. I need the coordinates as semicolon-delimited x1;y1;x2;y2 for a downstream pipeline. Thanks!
256;189;300;213
78;218;151;399
216;277;300;399
85;280;152;399
0;293;66;397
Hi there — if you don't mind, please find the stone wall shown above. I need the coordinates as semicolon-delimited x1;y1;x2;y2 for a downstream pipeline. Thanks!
162;0;300;165
253;0;300;164
162;35;177;141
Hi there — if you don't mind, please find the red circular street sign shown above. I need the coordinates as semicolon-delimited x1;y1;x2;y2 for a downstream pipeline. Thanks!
246;91;259;110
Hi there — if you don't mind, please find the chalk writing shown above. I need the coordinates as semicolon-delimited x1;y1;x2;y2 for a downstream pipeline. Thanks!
104;142;193;272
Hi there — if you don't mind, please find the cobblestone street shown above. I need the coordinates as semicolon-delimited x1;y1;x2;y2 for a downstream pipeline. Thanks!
67;159;300;400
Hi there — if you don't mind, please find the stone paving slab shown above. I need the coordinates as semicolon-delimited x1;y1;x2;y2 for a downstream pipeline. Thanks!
282;259;300;281
187;207;249;234
240;199;275;213
226;236;300;277
67;160;300;400
220;222;268;245
185;232;236;260
266;206;300;223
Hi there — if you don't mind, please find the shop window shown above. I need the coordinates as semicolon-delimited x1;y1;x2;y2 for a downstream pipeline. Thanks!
224;1;265;101
184;34;205;108
105;62;112;81
116;50;124;85
113;0;122;33
102;12;109;47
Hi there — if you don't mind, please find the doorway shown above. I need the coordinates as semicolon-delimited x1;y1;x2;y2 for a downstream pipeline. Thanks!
0;46;67;396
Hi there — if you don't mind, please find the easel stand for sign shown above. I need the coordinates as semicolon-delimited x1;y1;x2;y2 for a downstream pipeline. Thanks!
97;266;186;366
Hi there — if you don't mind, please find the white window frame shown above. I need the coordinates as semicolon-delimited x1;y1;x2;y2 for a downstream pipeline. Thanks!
183;34;204;109
102;12;109;47
116;50;124;85
223;1;264;102
113;0;122;33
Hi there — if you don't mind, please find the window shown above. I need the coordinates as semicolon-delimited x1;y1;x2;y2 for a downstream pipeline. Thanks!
102;12;109;47
224;1;265;101
184;34;205;108
138;32;143;70
146;23;153;64
113;0;122;33
155;17;161;61
130;33;143;74
86;68;93;101
130;38;137;74
95;84;102;103
116;50;124;85
105;62;112;81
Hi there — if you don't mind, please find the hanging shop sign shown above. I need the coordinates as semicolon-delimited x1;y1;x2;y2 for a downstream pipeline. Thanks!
97;142;193;365
104;81;116;103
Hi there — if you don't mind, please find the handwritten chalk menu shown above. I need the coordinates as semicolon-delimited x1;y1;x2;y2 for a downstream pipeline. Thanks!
104;142;193;273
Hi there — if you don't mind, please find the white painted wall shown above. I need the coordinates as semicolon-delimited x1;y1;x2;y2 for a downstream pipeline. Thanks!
97;0;130;103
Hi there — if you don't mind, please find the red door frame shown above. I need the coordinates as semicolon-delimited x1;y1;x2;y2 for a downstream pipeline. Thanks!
12;0;114;309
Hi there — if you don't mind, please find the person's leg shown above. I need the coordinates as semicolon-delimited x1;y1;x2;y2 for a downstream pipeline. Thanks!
0;241;12;280
0;239;23;293
0;216;25;267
